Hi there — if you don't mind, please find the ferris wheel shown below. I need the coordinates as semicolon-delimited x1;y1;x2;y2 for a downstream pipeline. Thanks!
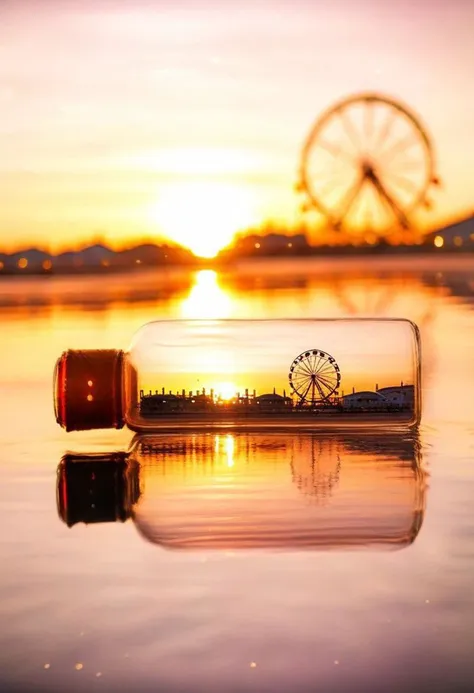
289;349;341;406
297;93;439;234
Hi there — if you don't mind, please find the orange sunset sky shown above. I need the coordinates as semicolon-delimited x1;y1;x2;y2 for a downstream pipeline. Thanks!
1;0;473;256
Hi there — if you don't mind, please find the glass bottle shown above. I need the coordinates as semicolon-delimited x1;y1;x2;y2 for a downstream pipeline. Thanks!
57;431;427;551
54;318;421;432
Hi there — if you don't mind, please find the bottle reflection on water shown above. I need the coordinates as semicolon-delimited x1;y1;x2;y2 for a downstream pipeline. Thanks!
57;433;427;550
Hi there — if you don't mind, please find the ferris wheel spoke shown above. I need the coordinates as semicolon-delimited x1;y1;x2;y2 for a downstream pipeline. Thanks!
294;368;312;381
315;369;335;385
303;356;318;374
317;138;358;165
385;155;424;171
371;107;397;154
293;369;312;384
380;133;418;163
312;180;351;201
296;376;307;391
300;379;313;403
312;353;324;372
292;358;312;375
339;108;364;155
316;355;331;374
292;377;311;391
316;382;333;398
316;374;337;391
292;368;311;380
296;360;313;376
294;381;312;394
314;379;327;401
309;153;351;173
317;179;351;206
363;100;375;153
315;359;334;375
317;376;334;387
317;369;336;384
315;362;332;377
383;171;420;195
389;164;424;180
295;378;311;390
319;383;335;400
309;169;347;187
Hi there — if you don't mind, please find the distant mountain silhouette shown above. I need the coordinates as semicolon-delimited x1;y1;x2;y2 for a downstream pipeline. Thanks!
1;215;473;276
0;241;198;275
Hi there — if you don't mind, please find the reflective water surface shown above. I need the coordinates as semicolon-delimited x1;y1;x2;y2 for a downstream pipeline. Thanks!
1;256;474;692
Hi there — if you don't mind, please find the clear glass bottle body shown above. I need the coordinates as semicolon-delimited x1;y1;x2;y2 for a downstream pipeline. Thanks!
123;318;421;432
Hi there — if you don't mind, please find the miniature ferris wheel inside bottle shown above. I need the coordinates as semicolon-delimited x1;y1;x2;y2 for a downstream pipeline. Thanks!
54;318;421;432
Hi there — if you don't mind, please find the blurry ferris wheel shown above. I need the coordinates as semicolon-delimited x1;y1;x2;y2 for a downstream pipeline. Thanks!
296;93;440;235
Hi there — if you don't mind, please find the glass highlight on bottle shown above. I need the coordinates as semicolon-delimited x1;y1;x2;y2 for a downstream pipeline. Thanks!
54;318;421;432
57;432;426;551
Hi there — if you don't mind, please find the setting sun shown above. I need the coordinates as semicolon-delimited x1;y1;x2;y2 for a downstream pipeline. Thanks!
213;382;239;400
152;181;257;258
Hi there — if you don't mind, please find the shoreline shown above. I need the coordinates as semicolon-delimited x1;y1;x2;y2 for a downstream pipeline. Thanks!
1;249;474;279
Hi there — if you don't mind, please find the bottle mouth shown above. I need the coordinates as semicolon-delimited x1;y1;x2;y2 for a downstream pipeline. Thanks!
53;353;67;427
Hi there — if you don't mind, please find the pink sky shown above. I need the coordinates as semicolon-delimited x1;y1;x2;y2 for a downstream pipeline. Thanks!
0;0;473;251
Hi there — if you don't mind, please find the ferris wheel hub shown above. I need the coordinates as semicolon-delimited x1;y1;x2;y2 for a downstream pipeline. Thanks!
362;161;375;177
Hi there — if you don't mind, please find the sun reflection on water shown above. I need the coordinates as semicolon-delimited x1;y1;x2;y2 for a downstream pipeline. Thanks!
180;270;233;319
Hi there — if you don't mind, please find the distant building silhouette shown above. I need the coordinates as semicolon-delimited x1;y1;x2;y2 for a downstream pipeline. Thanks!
342;391;386;410
341;384;414;411
377;384;414;407
224;232;310;257
425;214;474;249
254;392;292;410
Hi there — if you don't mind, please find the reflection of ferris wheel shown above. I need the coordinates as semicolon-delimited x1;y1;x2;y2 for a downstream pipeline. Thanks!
297;93;440;234
289;349;341;406
290;437;341;505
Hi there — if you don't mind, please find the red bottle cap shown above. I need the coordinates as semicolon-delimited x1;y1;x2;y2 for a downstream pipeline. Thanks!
54;349;124;431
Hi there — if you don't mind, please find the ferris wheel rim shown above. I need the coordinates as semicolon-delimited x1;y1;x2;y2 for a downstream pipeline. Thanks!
298;92;436;227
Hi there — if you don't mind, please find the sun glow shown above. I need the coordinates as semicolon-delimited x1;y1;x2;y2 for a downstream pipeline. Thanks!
152;182;257;258
213;382;239;401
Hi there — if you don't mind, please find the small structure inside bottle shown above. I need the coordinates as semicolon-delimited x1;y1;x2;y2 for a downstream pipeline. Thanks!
124;320;420;430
